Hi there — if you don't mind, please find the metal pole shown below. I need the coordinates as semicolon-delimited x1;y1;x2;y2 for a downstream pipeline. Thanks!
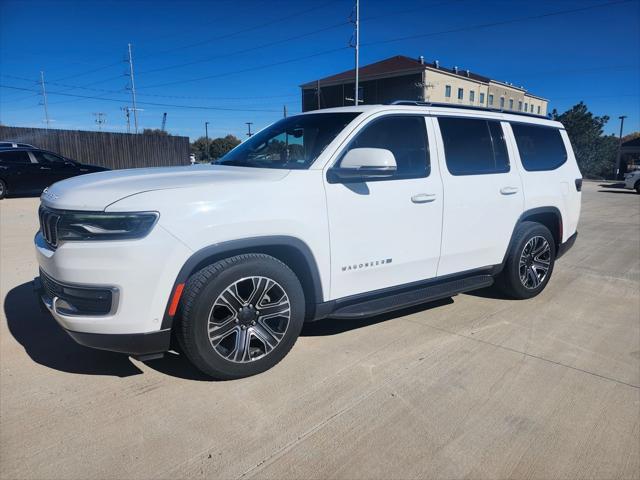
354;0;360;106
40;71;50;129
246;122;253;137
205;121;210;161
614;115;627;180
127;43;139;133
283;105;287;118
317;80;321;110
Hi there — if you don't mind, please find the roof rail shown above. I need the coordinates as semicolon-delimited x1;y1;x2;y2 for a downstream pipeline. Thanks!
386;100;551;119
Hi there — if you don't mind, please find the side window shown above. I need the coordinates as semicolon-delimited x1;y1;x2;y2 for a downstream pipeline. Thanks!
34;152;65;164
445;85;451;98
438;117;510;176
511;124;567;171
340;116;430;180
0;151;31;164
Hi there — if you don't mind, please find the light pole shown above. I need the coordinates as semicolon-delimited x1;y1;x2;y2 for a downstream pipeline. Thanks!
205;121;210;161
614;115;627;180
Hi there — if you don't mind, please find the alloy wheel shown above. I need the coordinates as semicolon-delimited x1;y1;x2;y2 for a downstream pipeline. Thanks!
207;276;291;363
519;236;551;289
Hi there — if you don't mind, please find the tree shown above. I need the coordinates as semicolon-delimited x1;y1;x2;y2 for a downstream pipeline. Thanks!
552;102;618;179
142;128;169;136
190;134;241;162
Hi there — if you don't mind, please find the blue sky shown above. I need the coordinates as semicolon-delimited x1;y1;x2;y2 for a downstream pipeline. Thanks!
1;0;638;140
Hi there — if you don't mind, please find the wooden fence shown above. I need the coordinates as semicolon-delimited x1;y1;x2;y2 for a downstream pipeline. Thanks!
0;126;190;170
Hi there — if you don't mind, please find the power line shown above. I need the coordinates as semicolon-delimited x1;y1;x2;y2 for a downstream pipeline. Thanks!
364;0;634;47
0;84;285;112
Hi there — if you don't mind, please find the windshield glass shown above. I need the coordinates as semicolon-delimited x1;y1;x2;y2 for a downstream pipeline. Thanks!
216;112;360;169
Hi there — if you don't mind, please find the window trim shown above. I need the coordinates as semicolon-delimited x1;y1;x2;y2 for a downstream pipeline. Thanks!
328;114;431;183
437;116;511;176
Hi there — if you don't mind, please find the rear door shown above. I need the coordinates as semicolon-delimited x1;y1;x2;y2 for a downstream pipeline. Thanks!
433;115;524;275
0;150;40;194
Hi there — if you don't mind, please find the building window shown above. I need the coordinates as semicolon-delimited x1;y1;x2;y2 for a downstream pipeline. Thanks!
518;101;522;111
500;97;505;109
457;88;464;100
480;93;485;104
537;105;541;115
488;94;494;106
509;99;514;110
445;85;451;98
524;103;529;112
470;91;475;102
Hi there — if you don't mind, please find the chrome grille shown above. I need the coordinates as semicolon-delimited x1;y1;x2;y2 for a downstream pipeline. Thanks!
39;207;61;248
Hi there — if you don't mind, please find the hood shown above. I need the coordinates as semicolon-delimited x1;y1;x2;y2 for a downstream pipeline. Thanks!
41;164;290;211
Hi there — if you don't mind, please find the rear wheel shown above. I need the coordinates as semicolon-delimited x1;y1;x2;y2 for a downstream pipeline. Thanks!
497;221;556;299
635;180;639;194
177;254;305;379
0;179;6;199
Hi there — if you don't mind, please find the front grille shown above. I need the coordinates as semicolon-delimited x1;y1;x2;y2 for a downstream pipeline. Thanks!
39;270;116;316
38;207;61;248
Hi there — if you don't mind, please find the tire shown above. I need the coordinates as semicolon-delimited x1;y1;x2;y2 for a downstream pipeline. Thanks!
635;181;639;194
496;221;556;299
177;253;305;379
0;179;6;199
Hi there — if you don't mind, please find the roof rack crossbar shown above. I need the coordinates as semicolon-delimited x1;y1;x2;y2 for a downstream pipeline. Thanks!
386;100;550;119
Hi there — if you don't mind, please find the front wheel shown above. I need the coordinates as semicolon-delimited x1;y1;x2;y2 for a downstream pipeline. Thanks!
177;253;305;379
496;221;556;299
0;179;6;199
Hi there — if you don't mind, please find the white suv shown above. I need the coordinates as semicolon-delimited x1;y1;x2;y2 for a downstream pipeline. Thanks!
623;169;640;193
34;103;582;379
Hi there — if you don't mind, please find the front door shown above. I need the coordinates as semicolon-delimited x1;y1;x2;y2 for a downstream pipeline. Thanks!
433;116;524;276
324;114;444;300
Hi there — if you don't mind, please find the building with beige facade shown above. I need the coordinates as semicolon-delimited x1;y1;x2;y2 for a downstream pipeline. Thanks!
301;55;548;116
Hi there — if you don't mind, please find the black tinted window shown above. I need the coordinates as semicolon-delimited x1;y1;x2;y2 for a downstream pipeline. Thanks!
511;124;567;171
34;152;65;164
439;117;509;175
343;115;429;179
0;151;31;164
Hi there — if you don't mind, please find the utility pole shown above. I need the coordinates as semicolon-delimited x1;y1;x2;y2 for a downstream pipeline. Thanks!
317;79;321;110
127;43;139;133
615;115;627;180
246;122;253;137
204;121;210;161
93;112;106;130
353;0;360;106
39;71;50;129
283;105;287;118
161;112;167;131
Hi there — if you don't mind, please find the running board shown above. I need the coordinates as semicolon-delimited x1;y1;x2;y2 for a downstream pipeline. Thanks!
328;274;494;319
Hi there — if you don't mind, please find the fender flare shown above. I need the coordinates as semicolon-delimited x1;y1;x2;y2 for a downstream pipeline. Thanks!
495;206;563;275
160;236;324;329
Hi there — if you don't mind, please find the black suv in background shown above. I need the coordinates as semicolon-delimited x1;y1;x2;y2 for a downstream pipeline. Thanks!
0;147;108;199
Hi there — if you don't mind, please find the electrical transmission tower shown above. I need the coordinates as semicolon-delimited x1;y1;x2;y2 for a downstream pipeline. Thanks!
39;71;50;129
93;112;106;130
121;106;131;133
349;0;360;106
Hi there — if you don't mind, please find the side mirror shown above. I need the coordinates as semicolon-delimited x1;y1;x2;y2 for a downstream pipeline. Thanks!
327;148;397;183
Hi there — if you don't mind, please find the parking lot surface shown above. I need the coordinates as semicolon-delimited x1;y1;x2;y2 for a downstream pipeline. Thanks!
1;181;639;480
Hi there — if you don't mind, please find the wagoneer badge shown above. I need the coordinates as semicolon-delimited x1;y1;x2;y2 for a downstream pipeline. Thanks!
342;258;392;272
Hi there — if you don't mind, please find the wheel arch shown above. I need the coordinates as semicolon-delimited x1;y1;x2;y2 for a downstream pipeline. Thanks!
497;207;563;274
161;236;324;329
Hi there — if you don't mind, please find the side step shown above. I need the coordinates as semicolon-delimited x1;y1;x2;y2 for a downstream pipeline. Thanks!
328;274;494;319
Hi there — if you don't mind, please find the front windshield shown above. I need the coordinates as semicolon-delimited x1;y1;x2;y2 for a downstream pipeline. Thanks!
216;112;360;169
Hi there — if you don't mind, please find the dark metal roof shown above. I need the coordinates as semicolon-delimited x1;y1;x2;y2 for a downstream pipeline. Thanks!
622;137;640;148
300;55;491;88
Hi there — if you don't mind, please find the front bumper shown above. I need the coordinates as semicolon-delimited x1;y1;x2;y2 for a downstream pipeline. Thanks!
35;274;171;356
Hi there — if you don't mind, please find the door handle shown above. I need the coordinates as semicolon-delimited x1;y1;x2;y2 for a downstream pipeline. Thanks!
500;186;519;195
39;167;51;170
411;193;436;204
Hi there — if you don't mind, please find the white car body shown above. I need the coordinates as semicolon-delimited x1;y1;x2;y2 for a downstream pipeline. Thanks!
624;170;640;192
34;104;582;360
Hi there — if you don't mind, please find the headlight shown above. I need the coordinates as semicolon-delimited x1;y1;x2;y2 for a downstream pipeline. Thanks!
57;211;159;241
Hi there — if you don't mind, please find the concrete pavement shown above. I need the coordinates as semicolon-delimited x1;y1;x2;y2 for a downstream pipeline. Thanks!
1;180;638;479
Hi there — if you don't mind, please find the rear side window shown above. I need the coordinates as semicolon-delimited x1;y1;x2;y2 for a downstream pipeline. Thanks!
511;124;567;171
342;115;430;179
34;151;65;164
0;151;31;164
438;117;509;175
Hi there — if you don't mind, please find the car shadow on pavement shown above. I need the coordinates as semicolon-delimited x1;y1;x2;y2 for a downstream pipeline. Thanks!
4;281;144;377
597;189;638;194
301;297;454;336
